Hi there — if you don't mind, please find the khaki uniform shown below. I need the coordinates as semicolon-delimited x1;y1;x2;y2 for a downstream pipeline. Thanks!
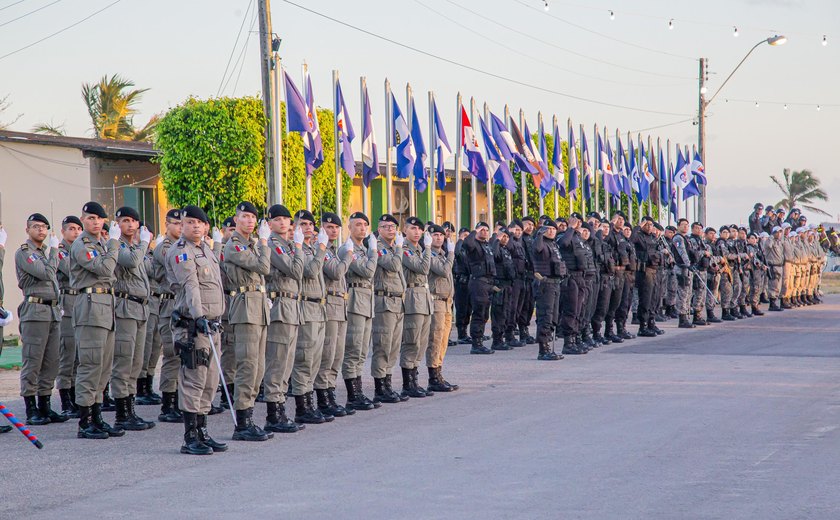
214;241;236;385
371;239;405;379
315;242;350;390
141;252;162;380
400;241;432;370
761;236;785;299
112;237;150;398
342;240;377;380
56;239;78;390
152;237;179;393
264;232;303;403
168;238;224;414
290;241;327;395
70;231;119;407
427;245;454;369
223;230;270;410
15;240;61;397
781;237;795;299
793;240;806;297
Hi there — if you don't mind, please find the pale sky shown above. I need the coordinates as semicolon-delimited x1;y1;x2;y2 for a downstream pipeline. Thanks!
1;0;838;225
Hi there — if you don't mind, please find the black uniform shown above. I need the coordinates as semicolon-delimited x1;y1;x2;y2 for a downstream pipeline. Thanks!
507;235;528;345
462;232;496;352
490;237;515;349
531;230;567;346
453;239;472;341
590;229;615;344
616;234;637;338
604;228;629;341
517;231;536;343
557;227;592;352
631;226;662;336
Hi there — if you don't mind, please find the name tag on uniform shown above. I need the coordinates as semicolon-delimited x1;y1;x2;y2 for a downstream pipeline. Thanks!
86;250;99;260
26;254;38;264
378;249;388;257
403;250;414;257
234;245;247;252
175;253;189;264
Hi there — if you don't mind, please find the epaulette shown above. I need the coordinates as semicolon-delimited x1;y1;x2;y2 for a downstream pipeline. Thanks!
20;243;29;250
177;240;186;249
82;237;91;244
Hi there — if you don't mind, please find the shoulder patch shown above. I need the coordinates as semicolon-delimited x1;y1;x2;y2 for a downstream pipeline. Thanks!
403;250;414;257
82;237;91;244
378;249;388;257
26;253;38;264
86;250;99;260
275;245;287;255
174;253;189;264
234;245;247;252
58;250;67;260
20;243;29;251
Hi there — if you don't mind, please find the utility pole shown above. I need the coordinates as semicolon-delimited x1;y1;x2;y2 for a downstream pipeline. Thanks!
258;0;276;204
697;57;708;224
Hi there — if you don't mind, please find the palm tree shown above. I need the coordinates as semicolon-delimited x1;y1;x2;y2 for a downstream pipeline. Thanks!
770;168;830;216
81;74;158;141
32;122;67;136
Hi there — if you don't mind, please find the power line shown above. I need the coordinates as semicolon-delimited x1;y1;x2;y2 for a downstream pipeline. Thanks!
278;0;692;117
226;8;257;95
216;0;254;97
724;98;840;109
629;118;695;134
0;0;124;61
0;0;28;13
443;0;694;79
0;0;62;29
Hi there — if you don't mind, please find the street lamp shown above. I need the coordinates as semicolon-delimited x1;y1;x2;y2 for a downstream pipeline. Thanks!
696;35;786;224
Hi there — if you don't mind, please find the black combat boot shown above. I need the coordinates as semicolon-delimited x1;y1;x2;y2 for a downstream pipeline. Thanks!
59;388;80;419
538;343;562;361
760;293;769;304
520;328;537;345
265;400;304;433
208;402;223;415
692;311;707;326
561;336;581;355
196;414;227;452
181;412;212;455
93;402;125;437
328;388;352;415
470;338;494;355
457;326;471;344
219;383;235;410
315;389;338;420
144;375;162;405
649;318;665;335
373;377;399;404
592;323;609;346
385;374;409;402
256;382;266;403
129;395;155;428
233;408;270;441
740;305;753;318
617;321;635;340
706;309;722;323
101;383;116;412
637;324;656;338
604;319;623;343
77;405;109;439
781;297;792;309
505;330;523;347
135;376;149;404
631;312;640;324
158;391;183;423
293;393;327;424
721;307;735;321
667;306;679;319
751;305;765;316
730;306;743;319
491;338;513;351
768;299;782;311
427;366;451;392
115;397;150;431
356;376;381;408
24;396;49;426
344;378;373;411
415;368;433;396
37;395;68;423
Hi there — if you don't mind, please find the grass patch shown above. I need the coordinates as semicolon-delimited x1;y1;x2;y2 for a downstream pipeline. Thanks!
822;272;840;294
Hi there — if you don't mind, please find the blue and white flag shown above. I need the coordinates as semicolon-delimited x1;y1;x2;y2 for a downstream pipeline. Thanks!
673;147;690;190
334;79;355;176
479;116;516;192
567;125;579;200
431;99;451;189
669;160;678;219
284;70;309;133
581;128;592;200
409;97;427;192
628;137;640;200
460;105;487;183
599;133;619;197
391;93;415;180
303;70;325;176
552;122;566;198
690;151;707;185
537;126;550;181
640;141;653;202
361;83;379;187
658;146;668;205
489;113;515;162
617;136;631;198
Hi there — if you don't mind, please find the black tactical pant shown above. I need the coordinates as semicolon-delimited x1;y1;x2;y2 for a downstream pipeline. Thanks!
535;278;563;344
517;276;535;333
652;268;667;316
616;271;634;324
454;277;472;336
636;267;657;326
606;269;625;322
592;273;613;327
507;278;525;335
491;282;513;342
560;272;586;336
468;277;493;341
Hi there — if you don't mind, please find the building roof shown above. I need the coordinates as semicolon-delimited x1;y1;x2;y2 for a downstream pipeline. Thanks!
0;129;159;159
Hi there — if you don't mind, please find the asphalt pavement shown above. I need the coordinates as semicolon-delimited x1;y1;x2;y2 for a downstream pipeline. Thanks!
2;296;840;519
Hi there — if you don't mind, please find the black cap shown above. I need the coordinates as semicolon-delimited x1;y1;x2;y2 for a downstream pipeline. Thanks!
799;215;807;221
236;201;259;217
704;227;716;233
521;215;536;224
267;204;292;219
719;226;730;233
222;217;235;228
539;215;552;223
691;221;703;228
791;207;801;213
580;222;593;232
495;220;506;228
62;215;82;228
653;223;664;231
570;212;583;220
497;226;510;237
378;213;398;226
166;208;181;220
665;225;677;232
405;216;424;228
600;218;609;224
776;208;786;214
443;221;454;231
82;201;107;218
766;205;774;212
322;212;342;226
738;226;747;232
612;210;627;220
641;216;655;224
115;206;141;222
556;217;567;224
294;210;315;224
349;211;370;225
314;225;320;233
754;202;764;210
27;212;50;229
747;232;758;239
182;205;210;224
586;211;601;220
475;221;490;230
729;224;739;230
428;224;445;234
458;227;469;234
508;219;523;229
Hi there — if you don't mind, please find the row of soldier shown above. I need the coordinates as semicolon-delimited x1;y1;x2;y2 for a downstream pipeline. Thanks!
0;201;831;451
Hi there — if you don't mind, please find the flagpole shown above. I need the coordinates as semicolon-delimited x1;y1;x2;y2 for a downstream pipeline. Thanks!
455;92;463;232
333;70;342;231
302;63;313;211
656;136;662;223
483;102;494;225
552;115;559;219
428;91;436;222
406;83;416;217
666;139;672;226
685;144;691;221
593;125;599;216
504;105;513;223
597;123;605;218
470;97;478;228
537;112;545;217
623;130;631;224
360;76;370;216
566;118;573;217
385;78;394;216
519;109;528;217
675;142;681;222
645;134;651;219
272;55;283;205
582;123;588;216
692;144;699;223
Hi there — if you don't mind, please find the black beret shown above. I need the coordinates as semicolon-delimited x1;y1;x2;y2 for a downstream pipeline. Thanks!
82;201;107;218
747;232;758;239
222;217;235;228
600;218;609;224
664;225;676;232
765;206;774;212
442;221;454;231
27;212;50;229
653;223;664;231
428;224;445;234
776;208;786;214
691;221;703;228
378;213;398;225
612;210;627;219
475;221;490;230
182;205;210;224
497;226;511;237
267;204;292;219
704;227;716;233
102;221;110;232
798;215;808;221
322;212;342;226
236;201;259;217
495;220;506;228
295;210;315;223
540;218;555;227
754;203;764;210
586;211;601;220
349;211;370;224
405;216;424;228
539;215;552;223
791;207;800;213
508;219;523;229
166;208;182;220
555;217;567;224
521;215;536;224
115;206;141;222
62;215;82;228
458;227;470;234
580;222;593;232
738;227;747;232
570;212;583;220
641;216;655;223
314;225;319;233
719;226;730;233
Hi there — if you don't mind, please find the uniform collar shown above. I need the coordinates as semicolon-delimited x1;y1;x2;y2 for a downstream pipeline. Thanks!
26;238;45;252
231;230;254;245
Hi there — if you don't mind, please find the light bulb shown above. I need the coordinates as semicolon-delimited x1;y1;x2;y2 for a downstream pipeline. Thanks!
755;102;759;108
822;35;828;46
817;105;822;111
700;86;708;94
783;104;788;110
609;10;615;20
668;19;674;30
733;26;739;37
544;1;549;11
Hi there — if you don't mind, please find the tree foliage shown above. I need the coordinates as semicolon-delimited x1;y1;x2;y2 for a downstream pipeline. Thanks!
82;74;158;141
770;168;830;216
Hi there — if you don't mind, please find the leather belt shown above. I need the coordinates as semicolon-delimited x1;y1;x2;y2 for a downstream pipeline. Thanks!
115;292;148;305
374;290;403;298
158;293;174;301
348;282;372;290
302;296;326;305
327;290;348;300
433;295;451;301
613;266;625;271
406;282;428;289
228;284;266;296
268;290;300;301
82;287;114;295
26;296;58;306
60;289;79;296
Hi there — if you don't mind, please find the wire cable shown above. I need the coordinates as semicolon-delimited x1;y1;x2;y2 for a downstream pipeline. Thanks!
0;0;62;29
0;0;28;13
216;0;254;97
278;0;692;117
629;118;695;134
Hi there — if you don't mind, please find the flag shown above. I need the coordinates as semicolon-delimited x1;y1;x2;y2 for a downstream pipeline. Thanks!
509;118;538;175
303;70;325;176
568;125;579;200
537;125;550;179
683;178;700;200
479;116;516;192
551;122;566;197
391;93;415;180
335;79;355;176
581;128;592;200
489;113;515;162
431;99;451;189
690;151;707;185
617;136;631;198
410;98;427;192
658;146;668;205
361;83;379;187
599;133;619;197
523;119;551;197
673;147;690;190
284;70;309;133
669;160;678;219
640;141;654;202
628;137;640;199
460;105;487;183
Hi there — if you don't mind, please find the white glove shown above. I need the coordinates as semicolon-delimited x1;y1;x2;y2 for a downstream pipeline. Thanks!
204;235;214;250
266;297;274;310
423;232;432;248
212;227;223;243
447;238;455;252
0;308;13;327
155;234;165;246
394;233;404;248
341;238;354;259
0;227;7;247
108;221;121;241
139;226;152;244
257;220;271;241
293;226;304;245
367;233;377;254
48;234;60;249
317;227;329;246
